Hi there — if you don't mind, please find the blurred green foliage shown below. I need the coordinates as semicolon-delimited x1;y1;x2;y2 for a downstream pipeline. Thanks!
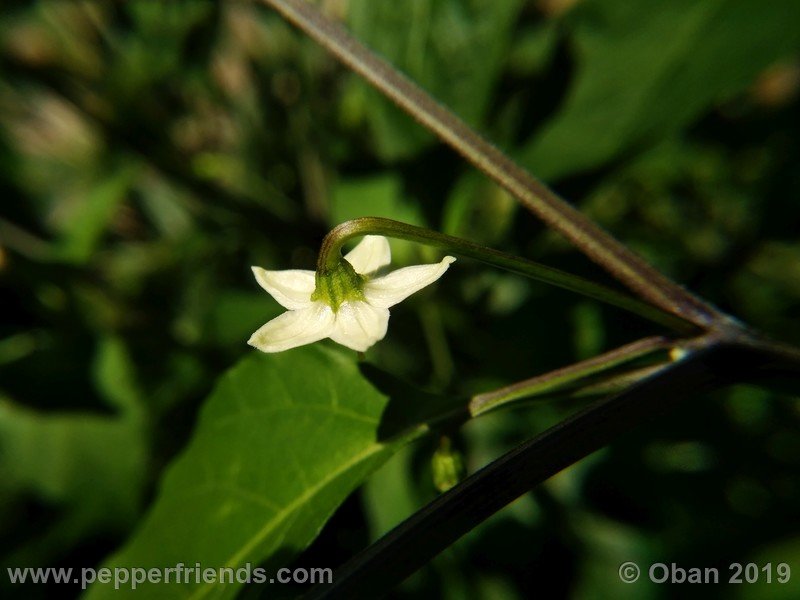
1;0;799;599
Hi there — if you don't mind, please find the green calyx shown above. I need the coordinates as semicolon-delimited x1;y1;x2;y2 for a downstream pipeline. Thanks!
311;259;366;312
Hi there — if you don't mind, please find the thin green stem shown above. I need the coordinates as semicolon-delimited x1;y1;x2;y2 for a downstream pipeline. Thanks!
566;363;669;398
469;335;676;416
318;218;698;334
260;0;724;330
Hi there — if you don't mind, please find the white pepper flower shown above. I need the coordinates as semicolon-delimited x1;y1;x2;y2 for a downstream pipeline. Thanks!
249;235;455;352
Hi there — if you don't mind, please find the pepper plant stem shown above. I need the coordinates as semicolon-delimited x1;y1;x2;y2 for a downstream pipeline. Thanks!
260;0;723;329
469;335;675;416
319;218;697;334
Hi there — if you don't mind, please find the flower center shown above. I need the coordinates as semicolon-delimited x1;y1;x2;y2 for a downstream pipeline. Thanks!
311;259;366;312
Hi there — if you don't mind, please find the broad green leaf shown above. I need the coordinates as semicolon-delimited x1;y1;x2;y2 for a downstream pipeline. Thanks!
86;345;429;599
521;0;800;180
347;0;524;160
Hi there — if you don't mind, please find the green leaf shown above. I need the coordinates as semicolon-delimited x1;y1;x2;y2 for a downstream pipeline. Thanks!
56;166;137;264
93;336;146;416
204;291;284;349
116;0;217;88
442;173;517;246
86;345;428;599
506;22;559;77
347;0;524;160
0;402;147;564
0;338;147;567
520;0;800;180
330;174;424;227
362;446;419;542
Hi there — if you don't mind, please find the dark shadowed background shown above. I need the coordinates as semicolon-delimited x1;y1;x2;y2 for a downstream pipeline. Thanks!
1;1;799;598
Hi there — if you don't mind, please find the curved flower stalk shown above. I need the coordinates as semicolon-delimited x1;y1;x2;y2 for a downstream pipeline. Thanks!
249;236;455;352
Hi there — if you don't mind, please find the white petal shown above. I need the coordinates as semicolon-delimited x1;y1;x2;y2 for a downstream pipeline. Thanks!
251;267;315;310
343;235;391;276
363;256;456;309
248;303;335;353
329;301;390;352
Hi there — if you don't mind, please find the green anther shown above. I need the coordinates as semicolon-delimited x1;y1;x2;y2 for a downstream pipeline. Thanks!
311;259;366;312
